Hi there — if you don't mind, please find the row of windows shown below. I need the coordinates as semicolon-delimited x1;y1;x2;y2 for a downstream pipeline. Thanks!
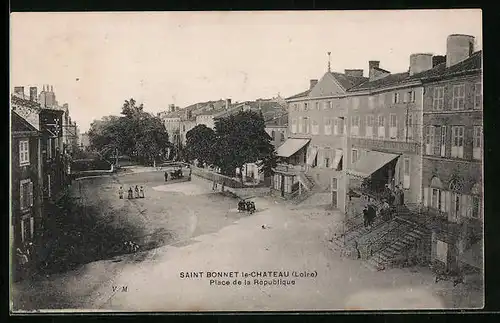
432;82;482;111
424;179;481;220
351;90;416;109
349;114;416;140
270;130;286;142
290;117;345;135
292;100;342;112
423;125;482;160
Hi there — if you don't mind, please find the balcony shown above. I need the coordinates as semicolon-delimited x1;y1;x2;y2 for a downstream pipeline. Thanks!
274;163;307;174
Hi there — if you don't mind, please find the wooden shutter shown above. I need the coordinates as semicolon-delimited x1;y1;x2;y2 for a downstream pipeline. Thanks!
461;194;471;218
423;187;429;207
19;181;24;209
440;190;446;212
29;181;34;207
434;126;441;156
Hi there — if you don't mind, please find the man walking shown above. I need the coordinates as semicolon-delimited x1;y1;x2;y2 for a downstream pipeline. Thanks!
118;186;124;199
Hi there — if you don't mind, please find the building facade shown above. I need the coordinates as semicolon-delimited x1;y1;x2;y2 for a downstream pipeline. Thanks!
11;110;43;280
420;36;482;272
276;70;366;200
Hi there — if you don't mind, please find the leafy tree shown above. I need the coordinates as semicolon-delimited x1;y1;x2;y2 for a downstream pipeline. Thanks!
185;124;216;167
88;98;170;165
212;110;276;177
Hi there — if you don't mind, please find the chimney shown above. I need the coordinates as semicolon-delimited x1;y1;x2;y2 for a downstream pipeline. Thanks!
344;69;364;77
29;87;37;101
50;85;54;92
169;104;175;112
225;98;232;110
14;86;24;97
369;61;380;80
446;34;475;68
432;55;446;67
309;79;318;89
175;106;180;111
409;53;433;76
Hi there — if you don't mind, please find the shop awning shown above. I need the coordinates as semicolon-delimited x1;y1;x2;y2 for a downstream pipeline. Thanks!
306;147;318;165
333;149;343;169
276;138;310;158
347;150;400;178
460;240;483;269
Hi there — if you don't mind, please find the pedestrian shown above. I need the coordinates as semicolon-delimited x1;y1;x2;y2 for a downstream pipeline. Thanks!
118;186;124;199
140;186;145;198
135;185;140;198
128;187;133;199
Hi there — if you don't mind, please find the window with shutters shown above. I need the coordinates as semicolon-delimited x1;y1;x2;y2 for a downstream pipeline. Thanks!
389;114;397;139
303;117;309;134
473;126;482;160
338;118;344;135
440;126;446;157
378;115;385;138
304;103;308;111
378;93;385;107
431;187;441;210
324;101;331;110
324;119;332;135
312;120;319;135
424;126;435;155
365;115;374;138
291;118;297;133
298;117;303;133
405;113;414;141
368;96;375;109
392;92;400;104
19;179;33;211
433;87;444;110
315;102;320;110
452;84;465;110
19;140;30;166
403;157;410;189
471;183;481;219
474;82;482;109
352;97;360;110
350;116;360;136
451;126;465;158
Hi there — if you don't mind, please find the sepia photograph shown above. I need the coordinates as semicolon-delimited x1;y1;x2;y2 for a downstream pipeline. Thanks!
9;9;483;312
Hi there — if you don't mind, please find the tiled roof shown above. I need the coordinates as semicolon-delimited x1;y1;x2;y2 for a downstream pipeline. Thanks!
348;72;410;91
11;95;41;110
330;72;368;90
348;50;482;92
285;89;311;100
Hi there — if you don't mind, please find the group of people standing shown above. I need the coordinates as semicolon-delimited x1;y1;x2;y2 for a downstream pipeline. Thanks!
118;185;145;199
362;183;405;228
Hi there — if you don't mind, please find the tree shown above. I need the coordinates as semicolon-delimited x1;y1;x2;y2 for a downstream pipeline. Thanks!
88;99;170;165
212;110;276;177
185;124;216;167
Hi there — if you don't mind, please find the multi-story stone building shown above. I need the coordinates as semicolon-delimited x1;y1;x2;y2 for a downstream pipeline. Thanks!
341;34;482;274
11;109;43;281
11;89;72;278
275;69;367;199
419;35;482;273
344;58;427;214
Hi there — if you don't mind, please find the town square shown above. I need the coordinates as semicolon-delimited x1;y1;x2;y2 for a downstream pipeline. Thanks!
10;10;483;312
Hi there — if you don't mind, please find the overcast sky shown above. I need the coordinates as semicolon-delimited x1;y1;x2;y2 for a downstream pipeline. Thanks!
11;10;481;132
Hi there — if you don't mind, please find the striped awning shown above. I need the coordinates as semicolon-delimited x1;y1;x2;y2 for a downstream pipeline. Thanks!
347;150;400;178
276;138;310;158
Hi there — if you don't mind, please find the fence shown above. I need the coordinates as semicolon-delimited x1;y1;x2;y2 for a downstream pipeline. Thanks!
191;166;246;189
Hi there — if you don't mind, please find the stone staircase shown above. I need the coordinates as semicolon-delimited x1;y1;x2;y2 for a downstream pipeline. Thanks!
297;172;315;192
362;224;426;271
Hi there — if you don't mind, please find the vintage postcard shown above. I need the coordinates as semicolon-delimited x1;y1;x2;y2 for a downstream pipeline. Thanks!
9;9;483;312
